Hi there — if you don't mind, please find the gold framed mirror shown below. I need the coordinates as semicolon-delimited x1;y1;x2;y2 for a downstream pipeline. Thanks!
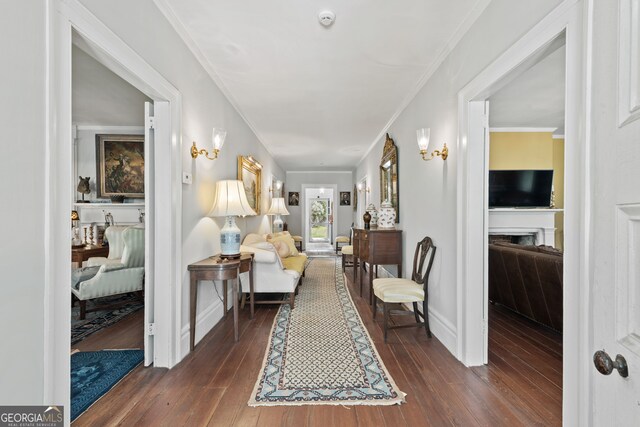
380;133;399;222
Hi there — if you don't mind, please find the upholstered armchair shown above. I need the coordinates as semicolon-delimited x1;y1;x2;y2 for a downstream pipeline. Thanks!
71;226;145;319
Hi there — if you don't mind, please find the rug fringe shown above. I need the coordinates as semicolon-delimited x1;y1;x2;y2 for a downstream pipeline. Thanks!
248;393;406;407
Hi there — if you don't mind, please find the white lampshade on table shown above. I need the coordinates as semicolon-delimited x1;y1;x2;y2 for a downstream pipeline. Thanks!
209;180;256;257
266;197;289;233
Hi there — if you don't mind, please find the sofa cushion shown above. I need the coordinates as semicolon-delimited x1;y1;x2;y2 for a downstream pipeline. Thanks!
281;254;307;275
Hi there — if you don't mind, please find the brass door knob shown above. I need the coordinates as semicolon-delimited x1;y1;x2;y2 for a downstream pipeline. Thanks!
593;350;629;378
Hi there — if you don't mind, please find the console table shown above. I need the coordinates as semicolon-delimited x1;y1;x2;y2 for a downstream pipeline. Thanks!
71;245;109;267
353;228;403;305
188;253;254;349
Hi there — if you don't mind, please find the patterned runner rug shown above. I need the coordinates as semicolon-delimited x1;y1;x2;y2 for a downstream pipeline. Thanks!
249;258;406;406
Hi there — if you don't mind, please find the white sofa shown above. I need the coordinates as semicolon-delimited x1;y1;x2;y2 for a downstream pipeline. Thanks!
239;233;302;308
71;225;145;319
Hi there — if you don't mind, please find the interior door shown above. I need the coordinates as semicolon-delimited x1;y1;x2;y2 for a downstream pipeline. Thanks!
143;101;154;366
590;1;640;423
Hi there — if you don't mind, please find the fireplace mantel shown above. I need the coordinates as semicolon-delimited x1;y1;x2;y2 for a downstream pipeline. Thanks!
488;208;562;247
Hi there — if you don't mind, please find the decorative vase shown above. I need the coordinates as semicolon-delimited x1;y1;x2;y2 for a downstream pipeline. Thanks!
366;203;378;229
378;200;396;229
363;211;371;230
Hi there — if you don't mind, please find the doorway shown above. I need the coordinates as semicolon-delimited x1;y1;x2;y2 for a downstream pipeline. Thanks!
302;185;337;252
48;4;182;417
456;3;586;423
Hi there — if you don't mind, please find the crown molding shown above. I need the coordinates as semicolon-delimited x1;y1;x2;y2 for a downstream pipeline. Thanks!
152;0;278;163
286;170;353;174
74;125;145;133
489;127;558;132
358;0;493;166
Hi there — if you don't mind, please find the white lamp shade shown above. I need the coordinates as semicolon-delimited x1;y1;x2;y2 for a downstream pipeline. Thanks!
266;197;290;216
209;180;257;217
212;128;227;151
417;128;431;151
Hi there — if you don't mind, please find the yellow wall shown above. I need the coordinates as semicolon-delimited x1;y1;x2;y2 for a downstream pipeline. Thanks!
552;138;564;249
489;132;564;249
489;132;554;169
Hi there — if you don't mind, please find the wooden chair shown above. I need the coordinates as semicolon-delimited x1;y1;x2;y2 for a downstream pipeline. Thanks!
372;236;436;342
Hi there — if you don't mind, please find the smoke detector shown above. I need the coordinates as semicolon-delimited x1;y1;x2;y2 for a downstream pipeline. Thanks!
318;11;335;27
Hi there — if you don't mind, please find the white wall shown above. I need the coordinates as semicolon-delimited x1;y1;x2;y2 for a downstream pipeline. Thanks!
356;0;563;353
0;0;46;404
285;171;354;239
75;0;285;352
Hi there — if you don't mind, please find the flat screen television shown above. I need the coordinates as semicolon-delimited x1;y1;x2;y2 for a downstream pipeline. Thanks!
488;169;554;208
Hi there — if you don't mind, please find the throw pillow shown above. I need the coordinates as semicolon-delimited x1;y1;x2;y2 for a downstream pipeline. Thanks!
268;235;299;257
272;240;291;259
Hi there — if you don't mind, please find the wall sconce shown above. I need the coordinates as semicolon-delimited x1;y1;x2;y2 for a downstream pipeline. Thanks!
191;128;227;160
417;128;448;161
269;180;283;196
357;182;370;193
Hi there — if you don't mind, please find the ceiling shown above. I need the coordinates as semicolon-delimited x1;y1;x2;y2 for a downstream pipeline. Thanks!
156;0;490;170
489;44;566;133
73;45;151;126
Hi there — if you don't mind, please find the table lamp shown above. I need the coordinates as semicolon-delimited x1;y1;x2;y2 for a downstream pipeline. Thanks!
209;180;257;258
266;197;290;233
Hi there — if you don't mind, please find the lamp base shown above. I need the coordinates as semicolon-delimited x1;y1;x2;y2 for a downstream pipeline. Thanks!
273;215;284;233
220;253;241;260
220;215;241;257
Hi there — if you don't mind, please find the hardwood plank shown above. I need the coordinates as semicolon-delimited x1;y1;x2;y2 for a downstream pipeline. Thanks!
75;261;562;426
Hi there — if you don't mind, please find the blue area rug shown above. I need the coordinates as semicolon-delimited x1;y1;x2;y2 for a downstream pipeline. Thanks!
249;257;406;406
71;350;144;421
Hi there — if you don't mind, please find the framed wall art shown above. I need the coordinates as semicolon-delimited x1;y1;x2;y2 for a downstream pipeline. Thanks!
288;192;299;206
340;191;351;206
238;155;262;214
95;134;145;199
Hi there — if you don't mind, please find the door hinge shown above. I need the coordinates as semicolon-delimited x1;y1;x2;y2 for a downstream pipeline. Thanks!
147;116;155;130
482;114;489;129
147;322;156;336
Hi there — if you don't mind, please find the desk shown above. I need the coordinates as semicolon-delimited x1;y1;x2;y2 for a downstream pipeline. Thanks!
188;253;254;349
353;228;403;305
71;245;109;267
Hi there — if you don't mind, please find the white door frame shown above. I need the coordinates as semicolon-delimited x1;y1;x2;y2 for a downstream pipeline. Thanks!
456;0;589;425
301;184;338;245
45;0;183;416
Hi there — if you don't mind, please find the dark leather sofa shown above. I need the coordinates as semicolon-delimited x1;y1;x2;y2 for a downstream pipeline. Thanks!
488;243;563;332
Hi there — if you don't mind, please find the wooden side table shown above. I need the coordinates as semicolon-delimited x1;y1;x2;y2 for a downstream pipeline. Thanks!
187;253;254;350
71;245;109;267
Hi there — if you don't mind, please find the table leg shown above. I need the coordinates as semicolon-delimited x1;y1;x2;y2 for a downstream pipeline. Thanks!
369;263;375;305
397;264;402;278
358;258;364;296
190;274;197;351
249;263;255;319
233;275;239;342
223;279;228;318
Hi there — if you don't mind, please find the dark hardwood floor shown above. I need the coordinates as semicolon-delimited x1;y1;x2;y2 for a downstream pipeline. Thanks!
74;265;562;426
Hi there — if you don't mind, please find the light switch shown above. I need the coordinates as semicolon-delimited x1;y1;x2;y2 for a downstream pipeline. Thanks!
182;172;192;185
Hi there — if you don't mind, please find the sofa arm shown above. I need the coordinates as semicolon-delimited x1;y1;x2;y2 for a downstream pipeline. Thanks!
240;244;277;263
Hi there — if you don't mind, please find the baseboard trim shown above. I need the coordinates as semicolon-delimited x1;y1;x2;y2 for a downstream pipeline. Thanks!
180;299;225;357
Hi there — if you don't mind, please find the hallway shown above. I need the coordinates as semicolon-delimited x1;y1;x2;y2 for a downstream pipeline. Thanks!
74;260;561;426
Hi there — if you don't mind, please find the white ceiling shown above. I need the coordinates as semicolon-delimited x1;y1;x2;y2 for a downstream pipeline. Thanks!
156;0;490;170
72;45;151;126
489;45;566;132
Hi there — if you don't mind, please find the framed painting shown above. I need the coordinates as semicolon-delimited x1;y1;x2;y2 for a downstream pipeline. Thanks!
340;191;351;206
288;192;299;206
95;134;145;198
238;155;262;214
